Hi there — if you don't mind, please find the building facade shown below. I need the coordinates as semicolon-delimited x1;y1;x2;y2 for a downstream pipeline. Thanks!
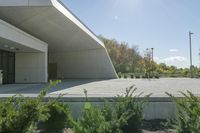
0;0;117;84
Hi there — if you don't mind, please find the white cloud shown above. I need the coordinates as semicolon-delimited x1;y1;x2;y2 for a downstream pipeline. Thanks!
169;49;178;52
162;56;186;62
154;56;188;68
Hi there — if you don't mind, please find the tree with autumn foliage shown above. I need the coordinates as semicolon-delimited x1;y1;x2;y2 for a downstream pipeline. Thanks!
100;36;142;73
100;36;200;78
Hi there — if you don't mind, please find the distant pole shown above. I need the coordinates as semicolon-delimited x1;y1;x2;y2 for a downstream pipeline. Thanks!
151;48;154;62
199;49;200;67
189;31;193;78
151;48;154;74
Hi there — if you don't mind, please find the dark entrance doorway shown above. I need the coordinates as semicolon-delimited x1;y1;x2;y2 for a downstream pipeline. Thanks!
48;63;57;80
0;50;15;84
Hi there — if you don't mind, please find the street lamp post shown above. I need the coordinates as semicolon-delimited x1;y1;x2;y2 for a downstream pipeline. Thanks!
199;49;200;67
146;48;154;76
151;48;154;74
151;48;154;62
189;31;193;78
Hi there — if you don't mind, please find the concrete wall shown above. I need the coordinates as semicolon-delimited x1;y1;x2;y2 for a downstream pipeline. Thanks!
0;0;52;6
0;19;48;52
51;97;176;120
15;52;48;83
49;49;117;79
67;101;176;120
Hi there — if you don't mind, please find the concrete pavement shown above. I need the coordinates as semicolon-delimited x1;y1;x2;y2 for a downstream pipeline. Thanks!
0;78;199;97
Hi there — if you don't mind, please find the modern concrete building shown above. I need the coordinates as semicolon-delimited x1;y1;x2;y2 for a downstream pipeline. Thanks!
0;0;117;84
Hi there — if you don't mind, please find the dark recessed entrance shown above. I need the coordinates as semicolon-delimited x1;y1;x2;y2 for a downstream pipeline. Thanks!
48;63;57;80
0;50;15;84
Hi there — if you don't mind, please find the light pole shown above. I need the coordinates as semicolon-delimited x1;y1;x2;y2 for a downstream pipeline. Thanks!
151;48;154;74
189;31;193;78
151;48;154;62
199;49;200;67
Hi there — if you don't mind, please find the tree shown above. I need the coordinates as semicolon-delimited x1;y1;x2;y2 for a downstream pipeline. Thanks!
100;36;142;73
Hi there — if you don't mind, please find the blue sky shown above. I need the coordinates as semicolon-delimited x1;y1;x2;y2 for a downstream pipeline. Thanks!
61;0;200;68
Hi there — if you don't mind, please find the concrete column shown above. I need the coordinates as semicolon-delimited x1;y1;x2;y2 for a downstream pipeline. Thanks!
15;52;48;83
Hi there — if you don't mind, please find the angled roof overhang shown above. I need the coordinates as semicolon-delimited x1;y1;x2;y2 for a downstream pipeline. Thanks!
0;0;105;52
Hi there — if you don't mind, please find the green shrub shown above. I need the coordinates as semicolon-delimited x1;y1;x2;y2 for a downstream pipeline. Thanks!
149;75;153;79
0;80;62;133
169;74;177;78
142;75;146;78
72;86;149;133
102;86;148;133
135;75;140;79
118;72;122;78
130;74;134;79
124;75;127;79
0;81;148;133
0;96;47;133
154;72;160;79
142;73;149;79
74;104;110;133
115;86;148;133
101;102;122;133
72;89;110;133
41;101;72;133
166;91;200;133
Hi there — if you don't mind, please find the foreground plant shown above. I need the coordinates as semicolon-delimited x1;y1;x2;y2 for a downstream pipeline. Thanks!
72;86;149;133
115;86;150;133
0;82;149;133
0;80;72;133
41;101;72;133
166;91;200;133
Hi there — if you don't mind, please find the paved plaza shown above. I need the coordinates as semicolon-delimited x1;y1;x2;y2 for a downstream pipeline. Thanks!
0;78;199;97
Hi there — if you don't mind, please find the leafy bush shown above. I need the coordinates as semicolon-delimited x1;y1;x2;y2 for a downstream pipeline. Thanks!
101;102;122;133
73;104;110;133
166;91;200;133
72;89;110;133
118;72;122;78
124;75;127;79
141;73;149;79
41;101;72;133
0;95;47;133
130;74;134;79
149;75;153;79
115;86;149;133
72;86;149;133
0;80;68;133
142;75;147;79
0;81;148;133
154;72;160;79
135;75;140;79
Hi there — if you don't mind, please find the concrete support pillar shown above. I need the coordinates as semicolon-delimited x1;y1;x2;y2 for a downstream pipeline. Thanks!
15;51;48;83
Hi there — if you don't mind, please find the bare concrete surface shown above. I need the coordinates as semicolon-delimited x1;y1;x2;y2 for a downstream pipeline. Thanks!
0;78;199;97
51;78;200;97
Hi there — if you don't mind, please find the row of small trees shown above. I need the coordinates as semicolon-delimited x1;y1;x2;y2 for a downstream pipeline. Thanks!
100;36;200;77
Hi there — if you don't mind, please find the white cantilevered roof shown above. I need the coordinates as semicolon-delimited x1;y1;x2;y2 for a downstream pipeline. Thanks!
0;0;105;52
